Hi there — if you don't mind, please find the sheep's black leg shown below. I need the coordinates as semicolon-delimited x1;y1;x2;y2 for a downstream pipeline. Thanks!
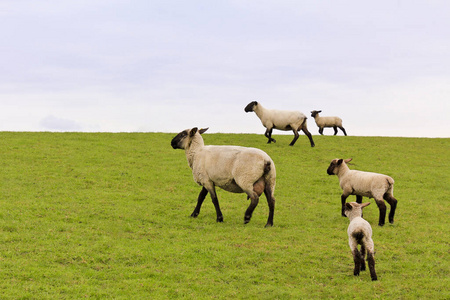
333;126;338;135
191;187;208;218
244;194;259;224
264;128;276;143
319;128;323;135
367;252;377;281
375;199;387;226
301;126;315;147
264;186;275;227
289;129;299;146
384;194;397;224
352;249;362;276
209;187;223;222
340;126;347;136
360;244;366;271
341;194;349;216
356;195;363;204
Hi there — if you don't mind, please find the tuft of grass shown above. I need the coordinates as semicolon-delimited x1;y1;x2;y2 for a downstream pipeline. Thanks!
0;132;448;298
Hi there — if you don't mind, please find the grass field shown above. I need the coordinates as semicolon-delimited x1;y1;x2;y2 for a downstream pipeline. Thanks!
0;131;448;299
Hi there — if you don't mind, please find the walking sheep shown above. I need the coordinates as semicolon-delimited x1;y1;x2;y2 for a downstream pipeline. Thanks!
344;202;378;281
310;110;347;136
327;158;397;226
244;101;315;147
171;127;276;227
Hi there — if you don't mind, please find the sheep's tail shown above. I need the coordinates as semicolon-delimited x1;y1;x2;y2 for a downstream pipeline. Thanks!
263;161;271;174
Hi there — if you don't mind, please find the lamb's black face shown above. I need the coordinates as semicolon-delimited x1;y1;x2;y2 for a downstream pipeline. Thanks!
244;101;258;112
327;159;341;175
171;130;189;149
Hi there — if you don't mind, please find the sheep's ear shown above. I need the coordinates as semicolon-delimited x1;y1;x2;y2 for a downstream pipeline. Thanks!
318;110;322;113
361;202;371;208
344;158;353;163
345;203;353;210
199;127;209;134
189;127;198;137
337;159;343;165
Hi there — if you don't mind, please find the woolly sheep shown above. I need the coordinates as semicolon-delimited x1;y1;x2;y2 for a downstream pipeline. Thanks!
310;110;347;136
344;202;378;281
327;158;398;226
244;101;315;147
171;127;276;227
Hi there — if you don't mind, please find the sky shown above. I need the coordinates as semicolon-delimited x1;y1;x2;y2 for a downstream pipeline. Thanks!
1;0;449;137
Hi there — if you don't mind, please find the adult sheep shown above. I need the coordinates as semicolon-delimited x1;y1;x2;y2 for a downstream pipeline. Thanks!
310;110;347;136
171;127;276;227
244;101;315;147
327;158;397;226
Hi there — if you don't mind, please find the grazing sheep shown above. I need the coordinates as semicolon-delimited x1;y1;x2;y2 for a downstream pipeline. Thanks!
310;110;347;136
327;158;397;226
171;127;276;227
244;101;315;147
344;202;378;281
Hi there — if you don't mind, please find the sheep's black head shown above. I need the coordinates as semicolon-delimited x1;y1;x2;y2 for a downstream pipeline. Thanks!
344;202;370;218
327;158;352;175
311;110;322;117
244;101;258;112
171;127;208;150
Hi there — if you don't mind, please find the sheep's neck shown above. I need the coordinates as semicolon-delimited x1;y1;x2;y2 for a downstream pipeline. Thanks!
348;212;363;222
185;136;204;169
337;163;351;178
253;104;267;120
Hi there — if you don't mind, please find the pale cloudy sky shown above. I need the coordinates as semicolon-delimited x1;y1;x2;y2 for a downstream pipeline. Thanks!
1;0;449;137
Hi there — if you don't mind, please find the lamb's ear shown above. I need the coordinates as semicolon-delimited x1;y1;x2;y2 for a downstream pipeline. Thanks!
189;127;198;137
345;203;353;210
361;202;371;208
344;158;353;163
337;159;343;165
318;110;322;113
199;127;209;134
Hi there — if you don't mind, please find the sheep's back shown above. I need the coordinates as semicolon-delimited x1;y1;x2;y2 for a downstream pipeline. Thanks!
341;170;393;198
266;109;306;129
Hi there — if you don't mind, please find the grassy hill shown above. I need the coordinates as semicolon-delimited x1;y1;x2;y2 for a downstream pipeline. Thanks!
0;132;448;298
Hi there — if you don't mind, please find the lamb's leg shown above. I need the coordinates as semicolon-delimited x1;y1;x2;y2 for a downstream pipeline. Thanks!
264;185;275;227
352;249;362;276
264;128;276;143
375;198;387;226
208;186;223;222
339;126;347;136
384;193;398;224
300;125;315;147
244;192;259;224
333;126;338;135
341;194;349;216
367;252;377;281
191;187;208;218
360;244;366;271
289;129;299;146
319;127;323;135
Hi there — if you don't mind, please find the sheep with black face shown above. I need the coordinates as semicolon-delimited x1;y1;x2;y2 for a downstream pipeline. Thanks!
327;158;398;226
171;127;276;227
244;101;315;147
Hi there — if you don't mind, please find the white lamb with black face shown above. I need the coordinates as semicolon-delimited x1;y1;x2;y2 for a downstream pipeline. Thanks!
310;110;347;136
344;202;377;281
327;158;398;226
244;101;315;147
171;127;276;227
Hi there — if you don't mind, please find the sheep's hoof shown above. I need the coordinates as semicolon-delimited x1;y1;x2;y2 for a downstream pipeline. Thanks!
371;276;378;281
216;216;224;222
378;223;385;227
264;223;273;228
191;212;199;218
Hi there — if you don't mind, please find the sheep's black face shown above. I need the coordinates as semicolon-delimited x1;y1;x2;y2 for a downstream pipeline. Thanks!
244;101;258;112
171;130;189;149
311;110;320;118
327;159;340;175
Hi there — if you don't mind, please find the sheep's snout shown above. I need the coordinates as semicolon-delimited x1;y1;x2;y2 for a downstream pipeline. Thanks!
327;165;336;175
244;101;257;112
171;131;188;149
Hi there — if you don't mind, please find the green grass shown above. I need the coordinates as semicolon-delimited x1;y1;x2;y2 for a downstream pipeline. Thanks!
0;132;448;299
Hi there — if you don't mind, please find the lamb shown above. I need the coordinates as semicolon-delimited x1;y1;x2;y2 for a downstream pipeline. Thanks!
244;101;315;147
310;110;347;136
171;127;276;227
344;202;378;281
327;158;398;226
